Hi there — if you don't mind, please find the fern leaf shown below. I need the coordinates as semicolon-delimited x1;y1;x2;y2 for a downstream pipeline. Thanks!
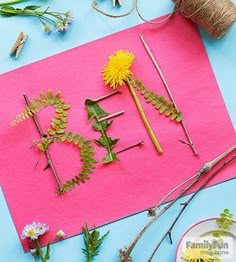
131;78;182;122
10;89;71;133
55;131;97;195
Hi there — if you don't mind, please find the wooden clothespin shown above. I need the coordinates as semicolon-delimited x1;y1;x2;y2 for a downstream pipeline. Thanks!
112;0;122;7
9;32;28;59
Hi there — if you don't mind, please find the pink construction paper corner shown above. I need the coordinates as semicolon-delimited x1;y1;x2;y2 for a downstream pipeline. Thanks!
0;12;235;251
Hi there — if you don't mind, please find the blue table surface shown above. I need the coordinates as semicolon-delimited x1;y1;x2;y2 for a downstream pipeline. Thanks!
0;0;235;261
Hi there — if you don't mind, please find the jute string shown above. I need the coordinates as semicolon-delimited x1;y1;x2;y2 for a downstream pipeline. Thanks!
174;0;236;38
92;0;236;38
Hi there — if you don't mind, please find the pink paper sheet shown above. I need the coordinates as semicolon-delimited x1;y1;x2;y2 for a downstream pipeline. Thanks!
0;13;235;250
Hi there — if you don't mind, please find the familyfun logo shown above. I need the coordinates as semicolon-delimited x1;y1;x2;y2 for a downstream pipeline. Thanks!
180;236;235;260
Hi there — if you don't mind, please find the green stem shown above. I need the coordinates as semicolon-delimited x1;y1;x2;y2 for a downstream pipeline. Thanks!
0;0;28;5
35;239;45;262
126;79;163;154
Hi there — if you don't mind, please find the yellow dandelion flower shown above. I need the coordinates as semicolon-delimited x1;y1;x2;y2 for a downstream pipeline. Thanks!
102;50;135;88
181;247;215;262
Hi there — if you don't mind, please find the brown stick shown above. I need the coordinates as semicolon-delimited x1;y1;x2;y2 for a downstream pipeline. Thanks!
23;94;64;194
140;35;198;156
119;144;236;261
148;154;236;261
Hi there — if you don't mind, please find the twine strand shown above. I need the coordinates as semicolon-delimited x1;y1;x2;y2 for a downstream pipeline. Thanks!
92;0;236;38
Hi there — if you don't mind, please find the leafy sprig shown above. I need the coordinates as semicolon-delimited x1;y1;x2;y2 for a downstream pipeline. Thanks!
11;89;70;135
12;90;97;195
213;208;234;238
82;224;109;262
130;78;182;122
85;99;120;163
0;5;73;33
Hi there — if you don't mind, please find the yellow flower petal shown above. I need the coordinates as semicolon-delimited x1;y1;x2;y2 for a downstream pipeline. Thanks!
181;247;214;262
102;50;135;89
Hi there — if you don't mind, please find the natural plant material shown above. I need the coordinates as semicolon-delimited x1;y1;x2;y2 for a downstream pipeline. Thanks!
11;90;97;195
21;222;51;262
181;209;234;262
181;247;215;262
119;144;236;261
39;130;97;195
0;5;73;33
130;78;182;122
85;99;120;163
82;224;109;262
102;50;180;154
0;0;27;5
213;208;234;238
22;222;65;262
140;35;198;156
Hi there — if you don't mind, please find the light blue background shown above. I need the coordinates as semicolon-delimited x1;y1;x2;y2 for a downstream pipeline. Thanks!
0;0;235;261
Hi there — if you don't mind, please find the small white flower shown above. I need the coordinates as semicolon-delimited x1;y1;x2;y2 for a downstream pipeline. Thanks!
65;11;73;24
30;248;37;256
55;229;65;238
21;222;49;240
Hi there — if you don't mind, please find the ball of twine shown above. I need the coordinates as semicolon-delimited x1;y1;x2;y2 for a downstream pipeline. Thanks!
173;0;236;38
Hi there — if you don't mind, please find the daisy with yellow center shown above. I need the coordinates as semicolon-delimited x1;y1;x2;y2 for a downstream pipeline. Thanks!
21;222;49;240
102;50;163;154
181;247;216;262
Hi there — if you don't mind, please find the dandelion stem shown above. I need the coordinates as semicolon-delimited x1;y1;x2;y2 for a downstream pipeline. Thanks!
126;80;163;154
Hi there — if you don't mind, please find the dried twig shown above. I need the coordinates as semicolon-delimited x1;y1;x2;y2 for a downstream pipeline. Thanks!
119;144;236;261
140;35;198;156
23;94;64;194
148;154;236;261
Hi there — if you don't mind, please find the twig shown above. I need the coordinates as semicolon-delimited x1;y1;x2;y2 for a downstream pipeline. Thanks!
140;35;198;156
93;90;122;102
149;144;236;216
148;154;236;261
116;141;144;154
98;110;125;122
119;144;236;261
23;94;64;194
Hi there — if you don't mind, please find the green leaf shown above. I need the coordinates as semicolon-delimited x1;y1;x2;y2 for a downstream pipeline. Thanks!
95;135;119;149
133;78;182;123
85;99;109;121
37;144;45;151
82;224;109;261
24;5;41;10
85;100;120;164
56;129;65;134
93;119;113;132
63;104;71;110
67;131;73;142
47;89;53;98
0;6;17;16
44;241;51;261
103;152;119;163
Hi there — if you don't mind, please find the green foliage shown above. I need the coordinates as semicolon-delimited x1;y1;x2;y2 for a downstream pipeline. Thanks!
11;89;70;139
130;78;182;122
213;208;234;238
52;131;97;195
85;99;120;164
12;90;97;195
82;224;109;262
